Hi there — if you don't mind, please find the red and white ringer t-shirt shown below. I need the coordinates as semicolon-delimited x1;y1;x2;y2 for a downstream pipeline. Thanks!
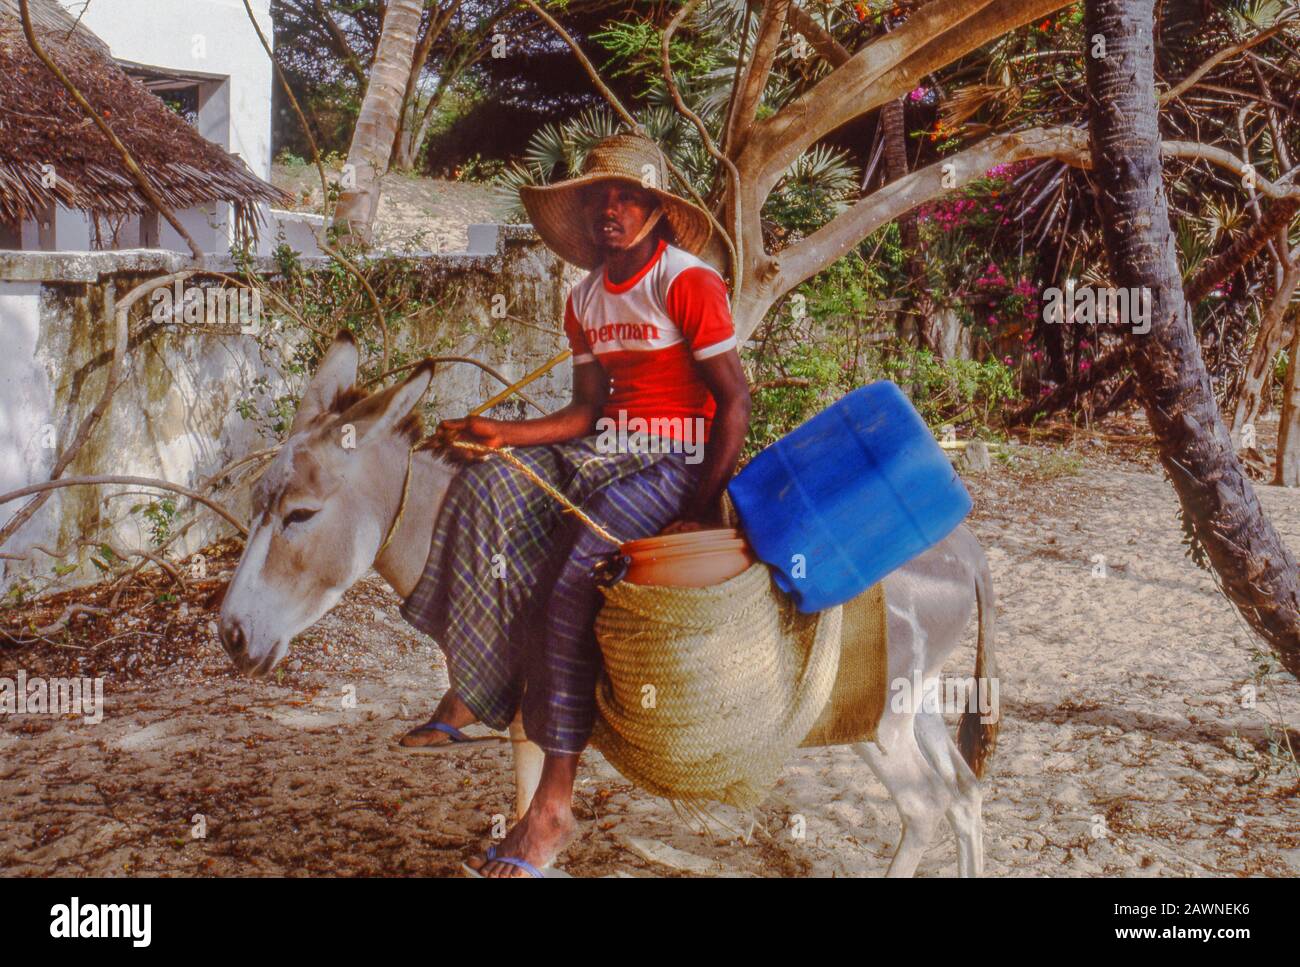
563;237;737;443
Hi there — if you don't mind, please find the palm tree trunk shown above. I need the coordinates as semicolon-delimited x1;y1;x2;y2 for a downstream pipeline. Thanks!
1086;0;1300;677
333;0;426;245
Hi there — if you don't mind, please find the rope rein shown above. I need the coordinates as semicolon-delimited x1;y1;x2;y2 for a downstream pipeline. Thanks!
449;441;624;545
375;347;626;558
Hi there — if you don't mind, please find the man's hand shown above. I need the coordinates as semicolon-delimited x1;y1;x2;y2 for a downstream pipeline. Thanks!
659;519;707;536
436;416;504;463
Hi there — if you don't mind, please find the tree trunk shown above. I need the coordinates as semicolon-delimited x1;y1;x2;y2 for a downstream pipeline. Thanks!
1086;0;1300;678
333;0;426;245
1274;307;1300;485
881;95;934;352
1229;263;1300;440
395;69;454;171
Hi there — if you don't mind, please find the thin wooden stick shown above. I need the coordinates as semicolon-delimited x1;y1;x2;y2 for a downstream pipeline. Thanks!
468;350;572;416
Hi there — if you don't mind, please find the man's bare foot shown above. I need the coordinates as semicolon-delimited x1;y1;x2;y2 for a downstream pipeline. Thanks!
399;691;478;748
466;803;576;878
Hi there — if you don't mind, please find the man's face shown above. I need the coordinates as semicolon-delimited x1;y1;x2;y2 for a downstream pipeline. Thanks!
583;180;657;252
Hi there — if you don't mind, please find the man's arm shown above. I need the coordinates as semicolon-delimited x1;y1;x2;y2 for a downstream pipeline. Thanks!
663;348;752;530
439;361;609;461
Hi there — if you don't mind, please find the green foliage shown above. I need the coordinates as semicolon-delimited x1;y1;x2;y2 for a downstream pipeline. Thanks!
761;144;862;238
1273;348;1289;387
876;349;1020;428
3;577;35;608
590;20;719;82
992;444;1084;479
744;342;846;459
135;498;177;547
455;153;506;182
743;247;1022;461
236;375;299;438
274;149;309;168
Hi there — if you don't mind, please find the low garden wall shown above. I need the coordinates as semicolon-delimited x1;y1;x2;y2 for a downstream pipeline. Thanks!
0;224;581;595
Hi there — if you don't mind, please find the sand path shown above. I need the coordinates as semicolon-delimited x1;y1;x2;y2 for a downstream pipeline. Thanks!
2;446;1296;877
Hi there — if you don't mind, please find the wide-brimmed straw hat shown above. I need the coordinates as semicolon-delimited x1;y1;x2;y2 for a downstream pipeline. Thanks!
519;133;714;270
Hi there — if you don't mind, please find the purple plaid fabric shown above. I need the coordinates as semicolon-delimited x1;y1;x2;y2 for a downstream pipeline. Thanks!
399;434;701;754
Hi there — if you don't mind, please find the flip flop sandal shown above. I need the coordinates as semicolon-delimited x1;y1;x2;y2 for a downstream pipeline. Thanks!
460;845;572;879
399;719;507;755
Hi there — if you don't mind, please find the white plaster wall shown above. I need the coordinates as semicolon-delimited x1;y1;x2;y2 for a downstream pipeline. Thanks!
0;281;59;566
34;1;278;255
164;204;227;254
264;210;325;257
0;229;578;593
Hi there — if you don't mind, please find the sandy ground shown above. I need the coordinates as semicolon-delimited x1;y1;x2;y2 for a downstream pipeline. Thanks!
2;436;1297;878
273;164;504;253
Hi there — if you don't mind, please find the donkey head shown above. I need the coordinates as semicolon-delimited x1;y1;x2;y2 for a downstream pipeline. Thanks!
219;330;433;675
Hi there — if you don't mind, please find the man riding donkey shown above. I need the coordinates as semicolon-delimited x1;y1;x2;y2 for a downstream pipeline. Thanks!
397;134;752;877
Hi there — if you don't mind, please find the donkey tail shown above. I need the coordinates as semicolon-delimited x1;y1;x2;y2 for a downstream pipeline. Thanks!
957;551;999;779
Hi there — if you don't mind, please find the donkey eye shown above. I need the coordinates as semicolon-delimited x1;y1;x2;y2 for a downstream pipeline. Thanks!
283;508;318;527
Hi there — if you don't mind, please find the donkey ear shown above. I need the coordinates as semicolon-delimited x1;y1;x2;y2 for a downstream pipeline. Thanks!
290;330;359;435
336;360;435;442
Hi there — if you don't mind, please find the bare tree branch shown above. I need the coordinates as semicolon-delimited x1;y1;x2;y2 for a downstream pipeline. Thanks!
1159;19;1287;104
746;0;1066;196
785;2;849;66
772;126;1090;298
725;0;791;157
0;477;246;536
662;0;743;289
1164;141;1300;201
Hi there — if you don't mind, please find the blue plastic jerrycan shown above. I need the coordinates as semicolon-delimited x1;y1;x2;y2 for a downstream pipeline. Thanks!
727;380;972;613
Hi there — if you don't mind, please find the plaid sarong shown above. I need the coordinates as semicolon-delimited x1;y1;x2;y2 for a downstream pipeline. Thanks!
399;434;702;755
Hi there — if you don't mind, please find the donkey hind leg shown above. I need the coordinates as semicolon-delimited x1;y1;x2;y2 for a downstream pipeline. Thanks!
914;710;984;876
852;710;953;878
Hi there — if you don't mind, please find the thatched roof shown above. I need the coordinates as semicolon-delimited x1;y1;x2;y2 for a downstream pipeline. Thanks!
0;0;289;239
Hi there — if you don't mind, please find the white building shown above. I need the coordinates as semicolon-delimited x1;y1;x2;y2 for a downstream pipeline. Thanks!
0;0;317;255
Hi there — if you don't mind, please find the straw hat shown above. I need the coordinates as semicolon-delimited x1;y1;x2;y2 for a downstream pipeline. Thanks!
519;133;714;270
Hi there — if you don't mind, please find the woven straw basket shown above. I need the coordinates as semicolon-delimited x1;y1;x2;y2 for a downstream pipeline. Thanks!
589;562;843;810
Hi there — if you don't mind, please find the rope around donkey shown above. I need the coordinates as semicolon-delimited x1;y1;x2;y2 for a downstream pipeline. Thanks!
445;440;625;546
